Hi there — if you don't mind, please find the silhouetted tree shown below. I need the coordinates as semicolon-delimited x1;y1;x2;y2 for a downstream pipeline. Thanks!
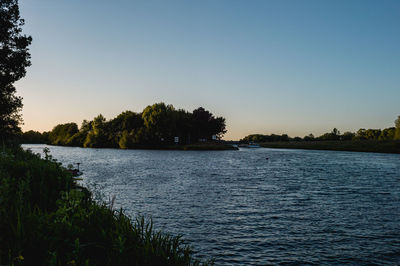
0;0;32;141
365;129;381;140
379;127;395;141
341;131;355;141
354;128;367;140
303;133;314;141
332;128;340;136
192;107;212;141
192;107;226;141
19;130;46;143
241;133;292;143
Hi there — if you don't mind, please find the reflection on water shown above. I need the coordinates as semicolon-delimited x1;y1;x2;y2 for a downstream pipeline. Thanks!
23;144;400;264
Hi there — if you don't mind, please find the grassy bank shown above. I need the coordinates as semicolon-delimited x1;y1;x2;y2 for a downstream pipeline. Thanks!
0;147;210;265
259;140;400;154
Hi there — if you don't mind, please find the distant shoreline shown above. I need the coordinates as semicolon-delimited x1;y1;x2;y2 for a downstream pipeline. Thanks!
22;142;239;151
259;140;400;154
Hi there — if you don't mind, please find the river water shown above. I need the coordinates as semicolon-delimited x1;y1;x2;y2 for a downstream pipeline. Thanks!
23;144;400;265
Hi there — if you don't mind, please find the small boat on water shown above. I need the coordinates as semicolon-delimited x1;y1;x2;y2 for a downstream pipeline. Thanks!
248;142;261;148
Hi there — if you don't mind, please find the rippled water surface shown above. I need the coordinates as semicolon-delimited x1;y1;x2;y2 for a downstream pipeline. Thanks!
23;144;400;264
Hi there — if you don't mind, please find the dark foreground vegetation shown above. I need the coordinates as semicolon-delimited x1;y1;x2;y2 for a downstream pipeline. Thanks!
20;103;228;150
0;147;209;265
241;116;400;154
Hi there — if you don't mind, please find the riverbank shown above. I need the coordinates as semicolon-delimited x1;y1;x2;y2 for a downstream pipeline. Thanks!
260;140;400;154
0;147;209;265
118;142;238;150
25;142;238;151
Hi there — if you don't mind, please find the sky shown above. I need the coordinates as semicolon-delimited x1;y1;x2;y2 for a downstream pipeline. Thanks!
16;0;400;140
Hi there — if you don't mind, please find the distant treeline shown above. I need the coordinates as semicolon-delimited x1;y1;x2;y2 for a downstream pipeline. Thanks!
20;103;227;148
241;116;400;143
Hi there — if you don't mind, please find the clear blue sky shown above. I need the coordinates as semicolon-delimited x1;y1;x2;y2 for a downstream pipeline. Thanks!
16;0;400;140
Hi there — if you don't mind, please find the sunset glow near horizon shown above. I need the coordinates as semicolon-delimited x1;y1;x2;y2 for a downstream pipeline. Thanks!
16;0;400;140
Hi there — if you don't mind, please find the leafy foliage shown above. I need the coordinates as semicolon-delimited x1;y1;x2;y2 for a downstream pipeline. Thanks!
19;130;47;143
241;133;289;143
48;123;78;146
0;0;32;140
37;103;227;148
83;114;108;148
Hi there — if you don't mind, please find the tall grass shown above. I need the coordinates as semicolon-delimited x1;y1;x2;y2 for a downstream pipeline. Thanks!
0;147;210;265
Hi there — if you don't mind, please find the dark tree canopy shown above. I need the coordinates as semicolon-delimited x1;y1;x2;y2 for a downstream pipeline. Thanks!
48;123;78;145
38;103;227;148
192;107;227;140
0;0;32;139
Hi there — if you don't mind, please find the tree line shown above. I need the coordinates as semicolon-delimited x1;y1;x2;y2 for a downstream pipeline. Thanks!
0;0;32;145
241;116;400;143
20;103;227;148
